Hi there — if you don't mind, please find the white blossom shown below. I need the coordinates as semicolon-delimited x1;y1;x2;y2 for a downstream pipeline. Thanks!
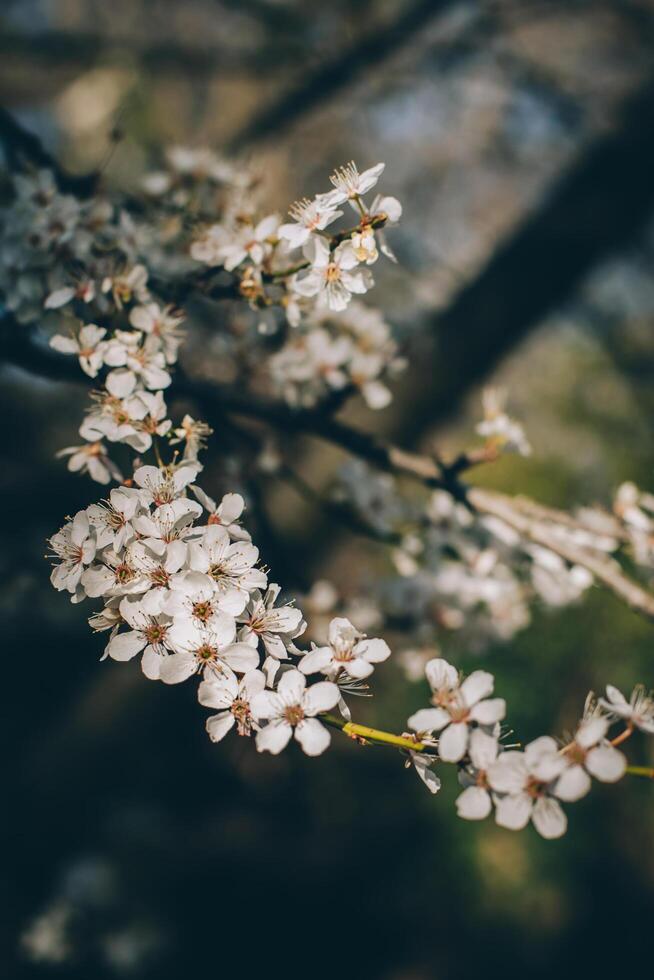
294;238;372;312
279;197;343;248
299;616;389;680
599;683;654;734
198;668;266;741
487;737;568;839
50;324;107;377
251;669;339;756
408;658;506;763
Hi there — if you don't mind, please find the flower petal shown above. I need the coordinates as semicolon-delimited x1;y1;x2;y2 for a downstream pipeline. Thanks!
295;718;331;756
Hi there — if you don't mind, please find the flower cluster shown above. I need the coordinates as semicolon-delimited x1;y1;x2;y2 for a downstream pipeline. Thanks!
268;301;405;409
190;159;401;321
407;657;651;838
12;146;649;843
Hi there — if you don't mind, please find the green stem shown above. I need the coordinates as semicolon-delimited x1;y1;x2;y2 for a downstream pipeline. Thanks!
322;713;426;752
625;765;654;779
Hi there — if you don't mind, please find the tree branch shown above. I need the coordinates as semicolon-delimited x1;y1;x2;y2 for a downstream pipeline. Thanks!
227;0;458;152
400;71;654;442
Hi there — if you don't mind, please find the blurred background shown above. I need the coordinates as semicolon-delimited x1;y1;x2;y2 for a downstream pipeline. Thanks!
2;1;654;978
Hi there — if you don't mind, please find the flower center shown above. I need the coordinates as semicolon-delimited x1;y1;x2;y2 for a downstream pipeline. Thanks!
232;698;252;736
144;623;167;644
114;563;134;584
196;643;217;662
325;262;341;283
193;600;213;623
150;567;170;587
283;704;304;726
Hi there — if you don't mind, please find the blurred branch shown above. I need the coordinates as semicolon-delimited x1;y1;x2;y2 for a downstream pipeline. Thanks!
400;71;654;443
0;29;301;78
0;106;99;194
5;320;654;621
228;0;458;152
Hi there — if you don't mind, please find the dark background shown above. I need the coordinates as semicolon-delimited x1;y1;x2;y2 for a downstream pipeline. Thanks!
2;2;654;978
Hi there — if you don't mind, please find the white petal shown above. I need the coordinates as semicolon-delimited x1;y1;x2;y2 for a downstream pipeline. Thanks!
469;698;506;725
206;712;236;743
438;722;469;763
344;657;374;679
576;716;609;748
220;642;259;673
585;745;626;783
303;681;340;715
277;669;306;702
425;658;458;691
106;630;146;662
298;648;333;677
160;652;197;684
357;638;390;663
532;797;567;839
555;764;591;802
456;786;492;821
256;720;292;754
198;674;238;709
468;729;499;770
295;718;331;756
488;752;528;794
495;793;532;831
250;690;283;721
408;707;450;732
460;670;494;707
141;646;162;680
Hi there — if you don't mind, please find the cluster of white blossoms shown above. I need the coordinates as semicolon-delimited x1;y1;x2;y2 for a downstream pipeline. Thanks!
47;458;395;757
405;656;652;838
190;160;401;316
4;148;648;842
269;302;405;409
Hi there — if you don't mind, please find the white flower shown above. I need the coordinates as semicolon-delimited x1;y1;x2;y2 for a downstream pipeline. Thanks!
191;214;278;271
348;350;392;409
163;617;257;684
251;669;340;756
45;280;95;309
279;197;343;249
476;388;531;457
101;264;148;309
322;161;385;206
487;737;568;839
165;569;246;622
599;684;654;734
188;524;267;605
190;488;249;540
105;594;174;680
131;497;202;559
294;238;372;312
50;324;107;377
408;658;506;763
56;442;122;485
129;303;184;364
48;511;96;596
299;616;390;680
554;714;626;802
81;549;149;599
104;333;172;396
133;463;200;508
238;584;306;658
455;729;500;820
169;416;213;462
86;486;143;550
198;669;266;741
